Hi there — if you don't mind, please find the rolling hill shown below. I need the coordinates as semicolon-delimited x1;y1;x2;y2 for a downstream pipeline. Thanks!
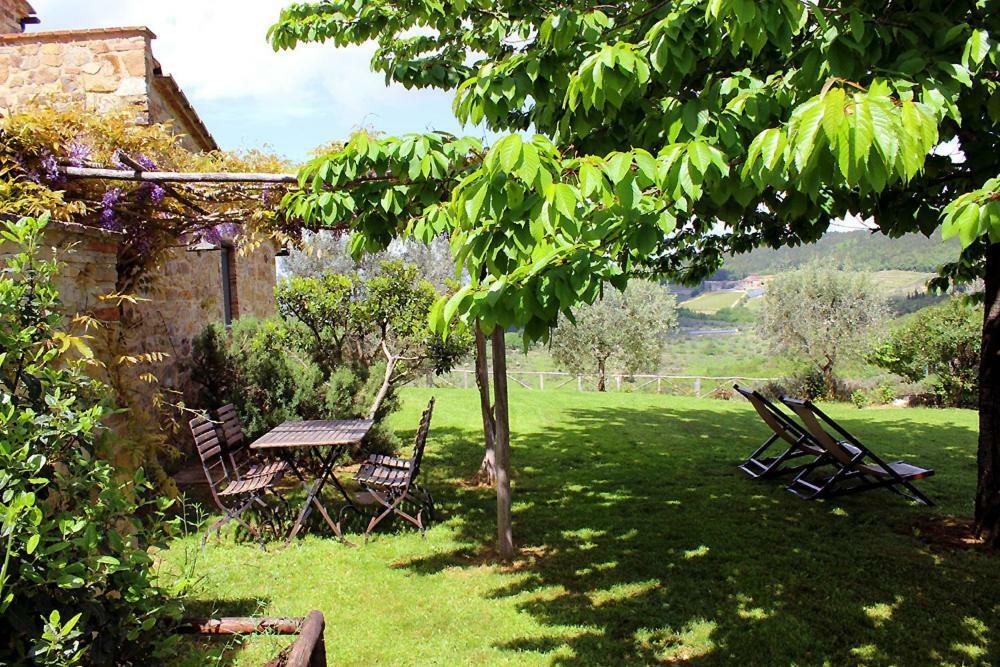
721;230;959;278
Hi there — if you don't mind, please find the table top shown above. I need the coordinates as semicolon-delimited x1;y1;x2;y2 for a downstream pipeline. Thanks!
250;419;374;449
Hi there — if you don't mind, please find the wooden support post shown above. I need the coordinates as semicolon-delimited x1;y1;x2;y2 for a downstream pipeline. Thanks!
657;376;662;393
539;372;544;391
694;377;702;397
616;375;621;391
577;375;583;392
491;328;514;561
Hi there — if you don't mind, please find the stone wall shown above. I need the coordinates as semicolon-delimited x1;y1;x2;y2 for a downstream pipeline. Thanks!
127;239;279;396
0;219;120;321
0;27;215;151
1;219;277;403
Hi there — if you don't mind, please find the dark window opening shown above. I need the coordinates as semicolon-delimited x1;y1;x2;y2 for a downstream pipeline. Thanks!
220;244;238;325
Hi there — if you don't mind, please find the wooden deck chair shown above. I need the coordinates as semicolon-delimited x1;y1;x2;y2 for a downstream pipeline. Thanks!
215;404;289;481
779;397;935;505
352;398;435;541
733;384;827;478
189;414;284;549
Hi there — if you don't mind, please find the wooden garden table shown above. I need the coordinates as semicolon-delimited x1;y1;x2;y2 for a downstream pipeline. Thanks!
251;419;373;545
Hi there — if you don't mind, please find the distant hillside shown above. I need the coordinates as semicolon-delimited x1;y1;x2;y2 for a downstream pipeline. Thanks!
722;231;959;277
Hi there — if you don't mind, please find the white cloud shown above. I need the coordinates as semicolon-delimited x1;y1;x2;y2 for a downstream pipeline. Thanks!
27;0;465;155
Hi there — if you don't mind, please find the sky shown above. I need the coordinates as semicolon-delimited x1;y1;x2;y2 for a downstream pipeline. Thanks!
29;0;485;162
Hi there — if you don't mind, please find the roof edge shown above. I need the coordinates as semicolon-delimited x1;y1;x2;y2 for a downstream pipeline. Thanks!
151;74;219;152
2;26;156;44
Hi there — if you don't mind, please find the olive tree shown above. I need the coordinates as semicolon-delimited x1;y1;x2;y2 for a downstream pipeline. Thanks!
759;265;889;396
269;0;1000;548
551;280;676;390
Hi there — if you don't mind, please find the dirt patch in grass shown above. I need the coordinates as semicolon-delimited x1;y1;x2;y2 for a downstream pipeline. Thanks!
907;516;993;551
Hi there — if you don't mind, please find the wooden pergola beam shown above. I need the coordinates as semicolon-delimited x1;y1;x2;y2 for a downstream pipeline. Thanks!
61;166;298;184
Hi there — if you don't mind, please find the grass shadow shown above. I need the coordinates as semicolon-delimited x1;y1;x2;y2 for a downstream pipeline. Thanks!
397;393;996;665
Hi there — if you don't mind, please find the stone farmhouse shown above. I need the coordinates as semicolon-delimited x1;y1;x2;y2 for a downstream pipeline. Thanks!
0;0;279;398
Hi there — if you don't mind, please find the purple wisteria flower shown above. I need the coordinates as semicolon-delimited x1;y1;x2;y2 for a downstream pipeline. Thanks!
67;140;91;167
134;153;157;170
150;184;166;204
39;150;64;186
100;188;123;231
204;222;240;244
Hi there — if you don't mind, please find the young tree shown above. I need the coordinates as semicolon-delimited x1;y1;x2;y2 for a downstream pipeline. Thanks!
870;296;981;407
551;280;676;390
759;265;889;396
270;2;1000;545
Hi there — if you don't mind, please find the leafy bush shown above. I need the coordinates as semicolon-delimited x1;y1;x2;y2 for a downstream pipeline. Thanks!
0;216;181;665
869;297;980;408
850;390;870;409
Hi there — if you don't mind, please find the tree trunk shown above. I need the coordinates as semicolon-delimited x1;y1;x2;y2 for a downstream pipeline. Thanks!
821;359;836;399
597;358;607;392
367;355;397;421
474;320;497;486
490;327;514;561
976;242;1000;546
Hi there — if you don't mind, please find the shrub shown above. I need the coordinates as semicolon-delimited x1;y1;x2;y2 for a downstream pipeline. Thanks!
0;215;181;665
869;297;980;408
191;318;325;439
850;390;870;409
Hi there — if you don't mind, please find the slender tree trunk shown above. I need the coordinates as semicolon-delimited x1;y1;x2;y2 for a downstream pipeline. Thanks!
367;355;397;420
474;320;497;485
597;358;607;392
976;242;1000;546
821;359;836;399
490;327;514;561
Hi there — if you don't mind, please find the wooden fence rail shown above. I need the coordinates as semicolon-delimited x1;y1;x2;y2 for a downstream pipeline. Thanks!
419;370;774;397
177;612;326;666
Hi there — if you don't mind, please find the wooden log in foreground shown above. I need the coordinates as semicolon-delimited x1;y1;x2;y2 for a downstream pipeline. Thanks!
61;165;298;184
265;611;326;667
175;616;303;635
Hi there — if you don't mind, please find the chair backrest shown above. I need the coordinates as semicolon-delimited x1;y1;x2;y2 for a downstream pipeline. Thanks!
408;398;435;482
189;414;230;497
733;384;806;446
779;397;859;464
215;404;248;478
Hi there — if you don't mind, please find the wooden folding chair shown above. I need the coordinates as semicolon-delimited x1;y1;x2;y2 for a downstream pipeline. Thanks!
189;414;284;549
352;398;435;541
733;385;830;478
779;397;935;505
215;404;290;481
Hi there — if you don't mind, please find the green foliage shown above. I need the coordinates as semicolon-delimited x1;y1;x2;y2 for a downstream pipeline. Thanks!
550;280;677;387
869;297;981;407
760;265;889;397
0;216;182;665
271;0;997;318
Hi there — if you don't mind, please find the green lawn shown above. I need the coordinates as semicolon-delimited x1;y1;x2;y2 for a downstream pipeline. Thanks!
162;388;996;666
680;290;746;314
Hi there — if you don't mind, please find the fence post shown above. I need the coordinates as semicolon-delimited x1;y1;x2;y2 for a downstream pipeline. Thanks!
657;377;661;393
615;375;621;391
463;371;469;389
539;372;544;391
426;371;433;388
693;377;701;397
577;375;583;392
